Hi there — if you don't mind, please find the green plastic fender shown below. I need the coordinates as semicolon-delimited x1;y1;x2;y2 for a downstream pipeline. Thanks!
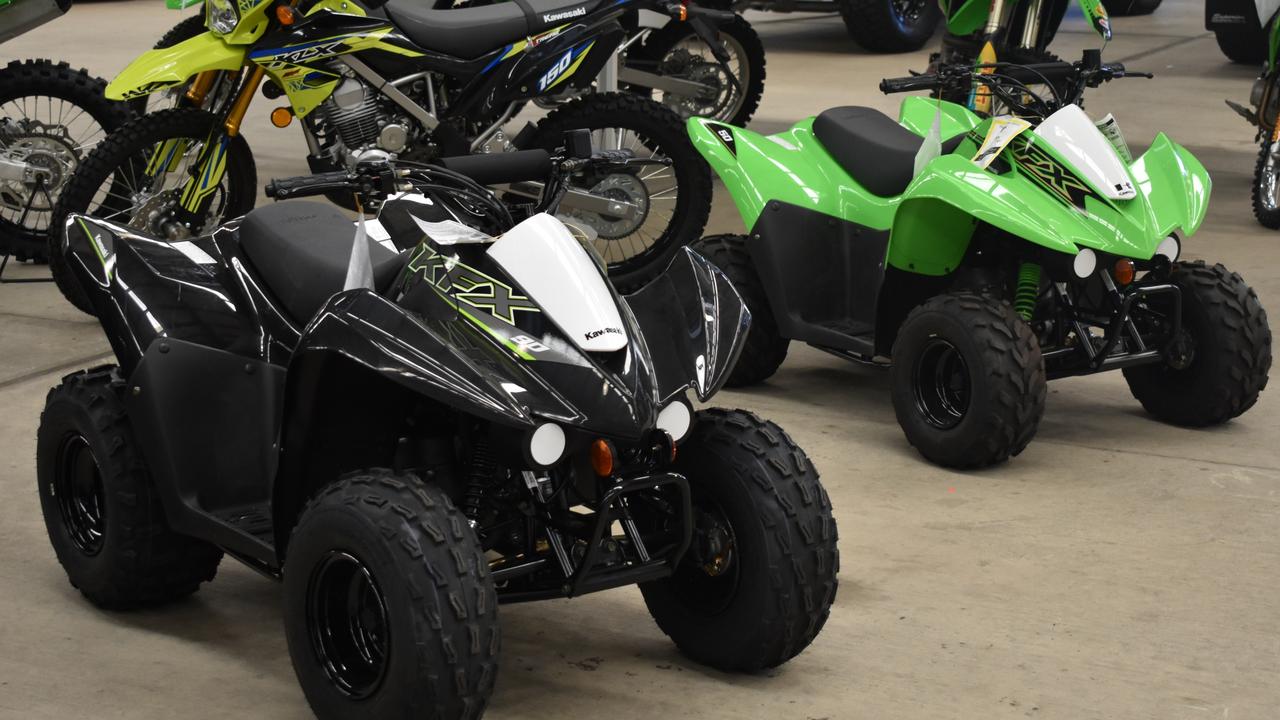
105;32;246;101
687;116;898;232
1129;133;1212;238
940;0;988;37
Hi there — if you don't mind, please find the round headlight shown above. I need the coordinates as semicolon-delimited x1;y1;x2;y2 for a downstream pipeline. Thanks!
528;423;566;466
1073;248;1097;279
1155;235;1180;262
656;399;693;442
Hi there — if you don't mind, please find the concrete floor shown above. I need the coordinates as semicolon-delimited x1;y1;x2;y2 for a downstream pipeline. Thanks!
2;1;1278;718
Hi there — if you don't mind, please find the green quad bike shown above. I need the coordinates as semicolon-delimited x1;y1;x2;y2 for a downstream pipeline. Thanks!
687;53;1273;469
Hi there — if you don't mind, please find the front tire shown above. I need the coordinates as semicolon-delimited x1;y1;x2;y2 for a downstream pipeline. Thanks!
1123;262;1271;426
283;470;500;720
37;367;223;609
690;234;789;386
640;409;838;672
890;292;1047;468
1215;27;1268;65
839;0;941;53
50;107;257;315
521;92;711;292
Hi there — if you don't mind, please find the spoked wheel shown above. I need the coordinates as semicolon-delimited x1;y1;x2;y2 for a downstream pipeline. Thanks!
912;338;971;431
640;409;838;672
1252;135;1280;228
522;93;711;292
890;292;1046;468
49;107;256;314
0;60;131;262
838;0;942;53
307;551;390;700
637;15;765;126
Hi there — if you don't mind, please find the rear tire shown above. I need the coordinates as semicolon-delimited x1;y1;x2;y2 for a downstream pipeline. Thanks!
690;234;789;386
1215;27;1268;65
890;292;1046;468
637;15;766;126
839;0;941;53
1123;262;1271;426
37;366;222;610
50;107;257;315
521;92;711;293
640;408;838;672
283;470;499;720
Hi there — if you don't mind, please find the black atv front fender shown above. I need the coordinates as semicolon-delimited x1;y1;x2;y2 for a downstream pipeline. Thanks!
624;247;752;402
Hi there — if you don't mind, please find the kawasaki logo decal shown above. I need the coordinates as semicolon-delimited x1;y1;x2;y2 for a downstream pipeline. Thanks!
584;327;622;341
541;6;586;22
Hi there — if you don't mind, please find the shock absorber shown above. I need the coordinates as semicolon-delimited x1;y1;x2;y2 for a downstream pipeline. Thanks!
461;437;500;522
1015;262;1042;321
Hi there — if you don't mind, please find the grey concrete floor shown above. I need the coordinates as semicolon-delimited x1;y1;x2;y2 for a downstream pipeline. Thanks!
2;1;1278;718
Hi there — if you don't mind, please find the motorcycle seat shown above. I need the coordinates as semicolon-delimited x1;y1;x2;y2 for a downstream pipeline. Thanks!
382;0;607;60
812;106;965;198
239;202;405;324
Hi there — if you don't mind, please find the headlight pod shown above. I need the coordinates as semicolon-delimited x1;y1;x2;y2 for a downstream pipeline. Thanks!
207;0;238;34
1073;248;1097;279
1155;235;1180;262
527;422;566;467
656;397;694;443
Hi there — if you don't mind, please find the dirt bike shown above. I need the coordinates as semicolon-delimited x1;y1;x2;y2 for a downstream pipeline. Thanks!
50;0;721;313
1222;0;1280;226
39;143;838;719
685;51;1271;468
0;0;130;268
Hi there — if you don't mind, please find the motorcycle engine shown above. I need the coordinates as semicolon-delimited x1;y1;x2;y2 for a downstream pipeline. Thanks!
315;77;420;166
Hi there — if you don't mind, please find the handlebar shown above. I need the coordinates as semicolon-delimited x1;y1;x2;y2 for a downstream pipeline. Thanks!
264;170;358;201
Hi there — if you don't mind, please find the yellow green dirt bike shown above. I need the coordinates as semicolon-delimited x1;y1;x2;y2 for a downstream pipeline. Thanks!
50;0;718;312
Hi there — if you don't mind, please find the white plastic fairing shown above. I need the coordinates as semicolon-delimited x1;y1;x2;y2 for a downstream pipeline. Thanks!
487;213;628;353
1034;105;1137;201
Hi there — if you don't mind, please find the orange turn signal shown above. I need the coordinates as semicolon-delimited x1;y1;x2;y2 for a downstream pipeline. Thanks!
276;5;296;24
678;2;687;20
1113;258;1135;286
270;106;294;128
590;439;615;477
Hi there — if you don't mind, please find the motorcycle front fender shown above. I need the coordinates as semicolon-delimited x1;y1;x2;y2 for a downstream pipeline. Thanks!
623;247;751;403
105;32;246;101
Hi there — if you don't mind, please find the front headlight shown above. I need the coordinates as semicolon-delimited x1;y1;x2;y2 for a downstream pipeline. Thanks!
207;0;239;35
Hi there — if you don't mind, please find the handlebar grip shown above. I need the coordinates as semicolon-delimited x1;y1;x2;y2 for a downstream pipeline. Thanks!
879;75;939;94
264;170;352;200
437;149;553;186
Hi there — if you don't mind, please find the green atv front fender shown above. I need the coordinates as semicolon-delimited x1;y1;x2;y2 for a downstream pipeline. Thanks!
105;31;246;101
1130;133;1211;238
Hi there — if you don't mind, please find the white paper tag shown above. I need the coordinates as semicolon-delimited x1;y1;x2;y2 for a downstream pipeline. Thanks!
1094;113;1133;164
411;216;496;246
971;116;1033;169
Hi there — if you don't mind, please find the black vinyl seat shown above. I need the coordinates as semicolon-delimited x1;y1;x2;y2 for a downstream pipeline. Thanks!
383;0;605;60
239;202;405;324
812;106;965;198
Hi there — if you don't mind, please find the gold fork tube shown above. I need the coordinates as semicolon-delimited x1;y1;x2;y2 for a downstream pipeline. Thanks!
224;66;266;137
185;70;217;106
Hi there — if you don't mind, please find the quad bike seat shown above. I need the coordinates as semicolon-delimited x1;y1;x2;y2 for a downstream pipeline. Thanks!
812;106;965;198
239;202;405;324
382;0;607;60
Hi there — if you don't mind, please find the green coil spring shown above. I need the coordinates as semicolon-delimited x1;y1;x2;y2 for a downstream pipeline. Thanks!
1014;262;1041;321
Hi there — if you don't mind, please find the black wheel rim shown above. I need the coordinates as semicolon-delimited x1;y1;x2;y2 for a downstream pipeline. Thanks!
672;501;740;615
912;338;971;430
307;551;390;699
54;435;106;556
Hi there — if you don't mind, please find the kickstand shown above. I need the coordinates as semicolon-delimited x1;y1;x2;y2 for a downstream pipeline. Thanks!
0;252;55;284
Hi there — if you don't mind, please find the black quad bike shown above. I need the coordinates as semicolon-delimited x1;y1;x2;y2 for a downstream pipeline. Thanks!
0;0;130;265
37;145;838;718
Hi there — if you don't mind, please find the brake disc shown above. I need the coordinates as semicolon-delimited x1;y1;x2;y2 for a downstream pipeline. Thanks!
0;120;79;213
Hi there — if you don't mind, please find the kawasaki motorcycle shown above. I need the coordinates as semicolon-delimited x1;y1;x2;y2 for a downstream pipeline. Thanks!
1219;0;1280;227
50;0;719;313
685;52;1271;468
39;145;838;718
148;0;766;125
0;0;130;265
